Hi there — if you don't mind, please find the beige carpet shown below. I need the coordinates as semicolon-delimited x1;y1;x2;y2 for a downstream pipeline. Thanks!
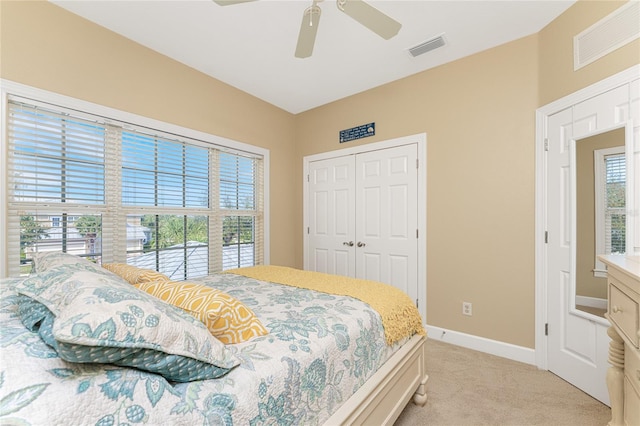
394;339;611;426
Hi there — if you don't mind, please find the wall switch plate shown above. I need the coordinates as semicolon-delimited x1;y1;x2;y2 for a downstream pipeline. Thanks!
462;302;472;316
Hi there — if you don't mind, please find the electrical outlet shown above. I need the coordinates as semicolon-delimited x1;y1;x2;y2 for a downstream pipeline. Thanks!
462;302;472;316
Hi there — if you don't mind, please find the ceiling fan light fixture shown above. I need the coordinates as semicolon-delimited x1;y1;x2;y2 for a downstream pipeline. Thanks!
336;0;402;40
307;4;321;26
212;0;256;6
295;3;322;58
217;0;402;59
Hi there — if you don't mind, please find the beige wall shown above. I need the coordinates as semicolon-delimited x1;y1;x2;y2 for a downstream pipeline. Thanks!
295;36;539;348
0;1;298;268
538;0;640;105
2;0;639;349
295;0;640;348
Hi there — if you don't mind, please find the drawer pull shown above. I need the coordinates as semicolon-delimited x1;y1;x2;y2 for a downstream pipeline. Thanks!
612;305;623;314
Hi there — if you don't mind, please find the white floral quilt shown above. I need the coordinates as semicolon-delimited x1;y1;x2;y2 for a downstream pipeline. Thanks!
0;272;405;425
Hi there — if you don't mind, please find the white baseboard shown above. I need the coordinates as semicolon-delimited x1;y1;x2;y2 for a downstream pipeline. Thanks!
426;325;536;366
575;295;607;310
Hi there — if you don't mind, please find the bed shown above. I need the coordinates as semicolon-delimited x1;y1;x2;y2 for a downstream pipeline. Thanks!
0;252;427;425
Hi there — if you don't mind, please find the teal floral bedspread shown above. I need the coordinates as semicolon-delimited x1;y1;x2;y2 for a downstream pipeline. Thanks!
0;273;404;425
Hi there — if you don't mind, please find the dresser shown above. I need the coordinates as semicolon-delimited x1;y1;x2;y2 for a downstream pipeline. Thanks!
599;255;640;426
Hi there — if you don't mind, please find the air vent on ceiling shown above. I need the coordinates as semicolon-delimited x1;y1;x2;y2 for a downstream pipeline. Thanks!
407;34;446;58
574;0;640;70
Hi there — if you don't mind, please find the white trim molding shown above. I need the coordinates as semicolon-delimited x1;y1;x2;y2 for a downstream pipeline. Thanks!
575;295;608;310
426;325;536;366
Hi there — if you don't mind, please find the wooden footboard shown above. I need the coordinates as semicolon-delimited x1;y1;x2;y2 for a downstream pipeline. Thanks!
325;334;428;425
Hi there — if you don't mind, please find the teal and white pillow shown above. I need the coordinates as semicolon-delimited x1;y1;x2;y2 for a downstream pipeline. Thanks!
31;251;108;275
15;262;240;382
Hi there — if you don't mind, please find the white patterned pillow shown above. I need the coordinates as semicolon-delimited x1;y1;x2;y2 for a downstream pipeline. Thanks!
15;266;239;382
32;251;106;274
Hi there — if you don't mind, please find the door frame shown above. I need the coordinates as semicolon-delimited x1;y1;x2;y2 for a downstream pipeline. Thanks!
303;133;427;325
535;65;639;370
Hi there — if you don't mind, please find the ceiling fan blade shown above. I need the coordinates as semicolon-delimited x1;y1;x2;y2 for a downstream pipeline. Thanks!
295;5;322;58
213;0;257;6
337;0;401;39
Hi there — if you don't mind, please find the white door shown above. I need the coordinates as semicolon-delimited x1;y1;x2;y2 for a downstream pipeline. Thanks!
355;145;418;302
546;108;610;405
307;144;419;302
308;155;356;277
546;84;632;405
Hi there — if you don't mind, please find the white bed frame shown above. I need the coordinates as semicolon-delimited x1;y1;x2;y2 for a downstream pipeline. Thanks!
326;334;428;425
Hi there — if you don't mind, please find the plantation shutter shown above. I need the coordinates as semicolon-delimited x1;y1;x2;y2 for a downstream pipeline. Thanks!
5;96;265;277
219;151;264;270
6;100;108;276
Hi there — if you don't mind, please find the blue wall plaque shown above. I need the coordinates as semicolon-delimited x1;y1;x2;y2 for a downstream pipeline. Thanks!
339;122;375;143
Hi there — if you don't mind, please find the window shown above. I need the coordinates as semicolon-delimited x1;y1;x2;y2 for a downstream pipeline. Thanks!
593;146;626;277
220;153;263;269
3;89;267;278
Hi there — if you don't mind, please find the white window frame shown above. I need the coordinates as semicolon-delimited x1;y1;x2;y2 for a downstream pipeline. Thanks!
593;145;625;278
0;80;270;278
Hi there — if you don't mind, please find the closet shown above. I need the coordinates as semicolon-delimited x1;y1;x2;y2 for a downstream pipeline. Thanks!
305;141;420;304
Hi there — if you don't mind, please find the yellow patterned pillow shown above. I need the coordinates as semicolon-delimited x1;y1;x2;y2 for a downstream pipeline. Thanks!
102;263;170;285
135;280;268;344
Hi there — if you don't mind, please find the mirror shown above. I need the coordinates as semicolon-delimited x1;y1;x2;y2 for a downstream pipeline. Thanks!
575;127;626;318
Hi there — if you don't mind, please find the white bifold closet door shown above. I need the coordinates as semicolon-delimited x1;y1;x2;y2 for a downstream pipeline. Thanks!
308;144;418;302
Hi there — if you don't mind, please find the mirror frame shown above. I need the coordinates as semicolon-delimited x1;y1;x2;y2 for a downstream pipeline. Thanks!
568;120;634;325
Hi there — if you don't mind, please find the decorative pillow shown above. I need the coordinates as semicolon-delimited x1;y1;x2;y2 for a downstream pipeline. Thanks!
15;294;60;352
15;268;239;382
135;280;268;344
32;251;106;274
102;263;170;285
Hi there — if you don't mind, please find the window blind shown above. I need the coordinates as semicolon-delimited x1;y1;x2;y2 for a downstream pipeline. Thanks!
219;152;264;269
7;101;109;275
605;154;626;255
5;97;264;277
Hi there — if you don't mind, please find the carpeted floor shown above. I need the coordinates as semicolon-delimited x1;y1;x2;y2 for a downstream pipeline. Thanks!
394;339;611;426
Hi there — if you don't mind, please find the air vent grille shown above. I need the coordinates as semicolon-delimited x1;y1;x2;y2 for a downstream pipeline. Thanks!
574;1;640;70
408;34;446;58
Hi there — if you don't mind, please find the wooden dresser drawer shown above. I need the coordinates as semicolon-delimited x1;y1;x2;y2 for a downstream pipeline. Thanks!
624;376;640;426
626;345;640;396
610;283;639;348
600;255;640;426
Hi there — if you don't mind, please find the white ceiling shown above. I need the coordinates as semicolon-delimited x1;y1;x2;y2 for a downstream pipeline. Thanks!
50;0;576;114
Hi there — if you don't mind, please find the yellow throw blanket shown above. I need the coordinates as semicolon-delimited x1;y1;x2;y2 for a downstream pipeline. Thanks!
225;265;426;346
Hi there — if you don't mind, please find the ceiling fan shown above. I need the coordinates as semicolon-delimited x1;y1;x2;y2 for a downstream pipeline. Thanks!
213;0;402;58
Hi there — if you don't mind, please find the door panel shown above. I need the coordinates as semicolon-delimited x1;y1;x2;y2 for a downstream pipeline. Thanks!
308;156;356;277
362;252;381;282
574;85;630;138
356;145;418;301
363;186;381;239
307;143;419;302
547;83;632;405
334;250;351;277
631;79;640;254
547;107;610;405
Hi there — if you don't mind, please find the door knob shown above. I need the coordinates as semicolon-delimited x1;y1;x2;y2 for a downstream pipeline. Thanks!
612;305;623;314
357;241;366;247
343;241;354;247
